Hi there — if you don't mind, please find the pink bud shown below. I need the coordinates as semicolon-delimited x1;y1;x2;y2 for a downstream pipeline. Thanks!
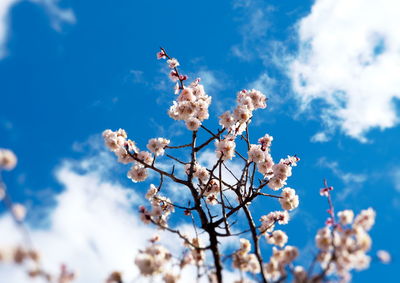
157;50;166;59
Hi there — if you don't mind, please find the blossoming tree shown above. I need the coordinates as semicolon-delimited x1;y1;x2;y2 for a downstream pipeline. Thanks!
100;49;377;283
0;48;383;283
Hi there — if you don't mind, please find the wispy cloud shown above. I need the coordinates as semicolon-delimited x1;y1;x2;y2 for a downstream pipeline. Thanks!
31;0;75;30
391;167;400;192
317;157;367;200
0;0;75;59
197;70;224;96
231;0;274;61
310;132;330;143
289;0;400;142
249;73;276;96
0;0;19;58
128;69;145;84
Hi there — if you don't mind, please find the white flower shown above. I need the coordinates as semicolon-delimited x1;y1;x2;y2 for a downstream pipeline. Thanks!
247;144;265;164
0;149;17;171
134;253;154;276
215;136;236;160
134;244;171;276
115;147;134;164
353;208;375;231
316;227;332;251
233;105;252;124
258;134;273;150
185;117;201;131
257;155;274;175
232;239;260;274
353;252;371;271
274;210;290;225
247;89;267;109
127;165;148;182
263;259;282;281
260;211;290;234
279;188;299;211
376;250;391;264
338;210;354;225
137;151;154;165
146;184;158;200
239;238;251;254
147;138;170;156
194;166;210;183
163;272;180;283
167;58;179;69
272;163;292;178
281;245;299;264
178;88;196;102
102;129;127;151
219;111;235;129
267;177;286;191
293;266;307;283
266;230;288;247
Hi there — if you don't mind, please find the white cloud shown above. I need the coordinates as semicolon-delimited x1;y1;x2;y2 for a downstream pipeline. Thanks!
0;0;74;59
0;148;244;282
0;0;19;58
310;132;330;143
290;0;400;141
0;156;155;282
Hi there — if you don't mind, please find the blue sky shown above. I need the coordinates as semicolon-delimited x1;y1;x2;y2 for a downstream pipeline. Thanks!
0;0;399;282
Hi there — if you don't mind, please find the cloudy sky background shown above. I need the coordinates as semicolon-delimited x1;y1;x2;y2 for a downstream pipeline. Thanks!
0;0;399;282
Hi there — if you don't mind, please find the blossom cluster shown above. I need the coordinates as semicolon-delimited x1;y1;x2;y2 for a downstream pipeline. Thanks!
232;239;260;274
219;89;267;134
99;49;382;283
183;237;206;266
267;156;299;191
0;245;75;282
184;162;210;182
139;184;175;227
134;235;206;283
0;246;40;268
157;51;212;132
184;163;221;205
314;207;376;282
168;79;212;131
258;209;299;281
263;245;299;281
134;242;172;277
259;210;290;234
279;187;299;211
215;89;267;161
258;186;299;242
103;129;171;183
